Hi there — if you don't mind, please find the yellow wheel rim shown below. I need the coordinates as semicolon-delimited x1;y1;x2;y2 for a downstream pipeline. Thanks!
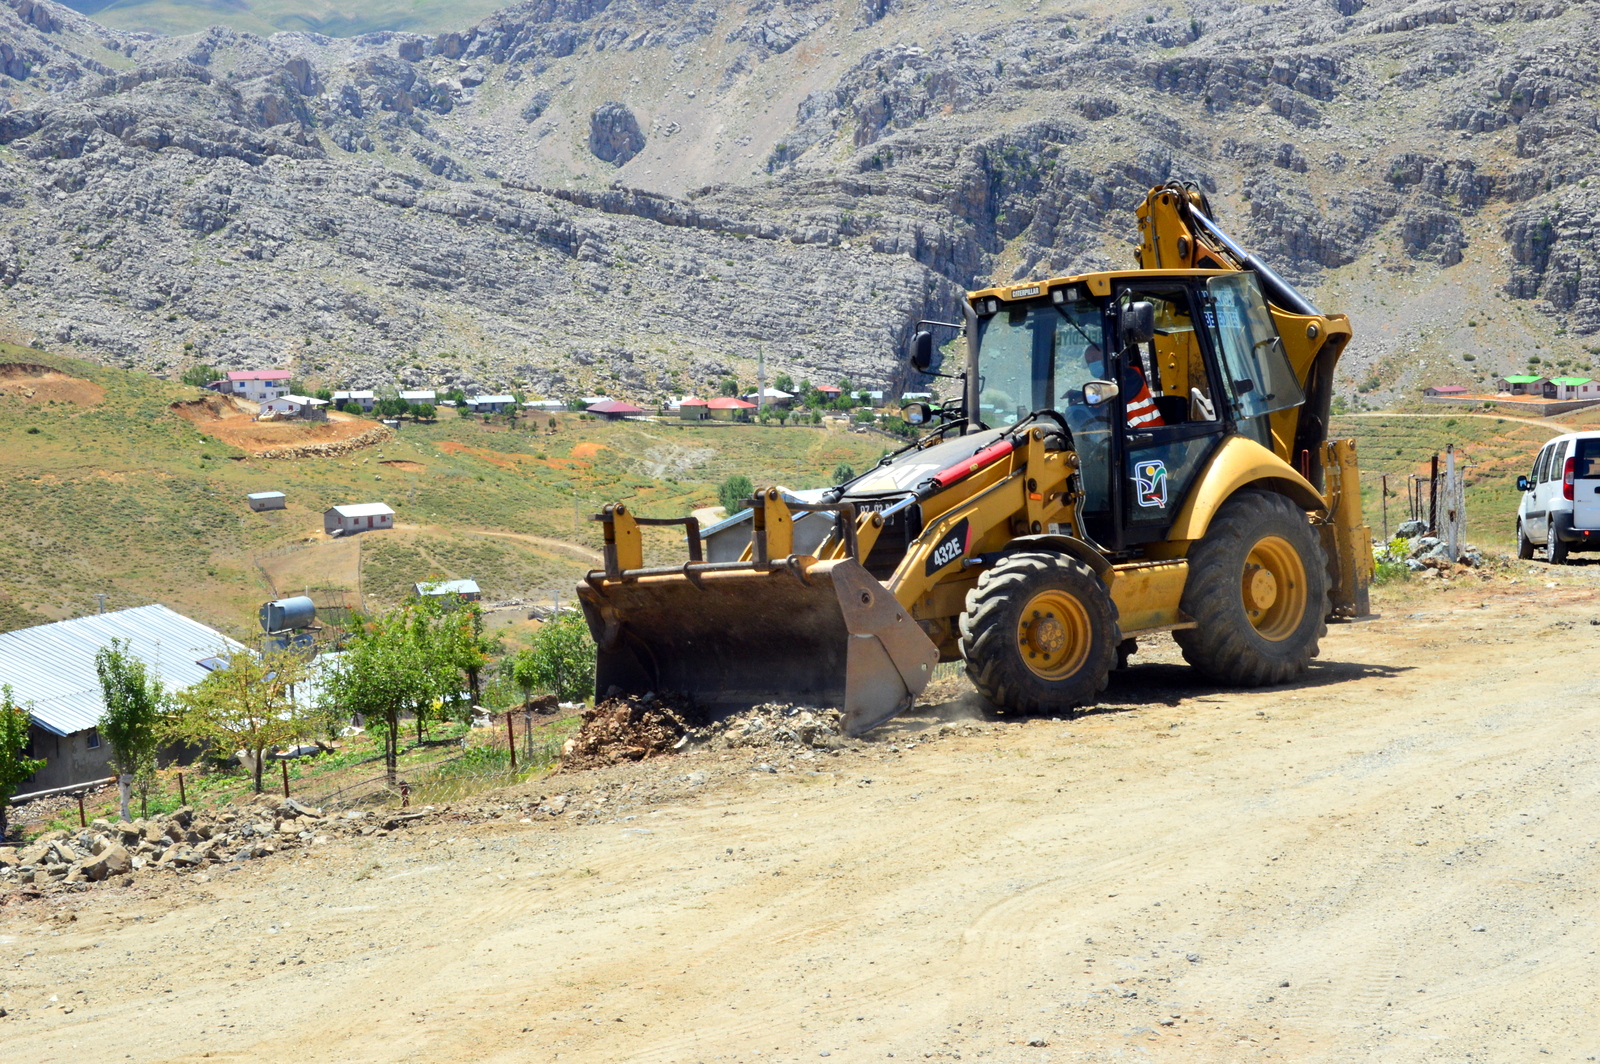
1241;535;1307;642
1017;589;1092;680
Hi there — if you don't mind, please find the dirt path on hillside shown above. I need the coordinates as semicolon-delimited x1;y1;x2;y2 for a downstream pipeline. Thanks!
5;574;1600;1063
394;522;603;565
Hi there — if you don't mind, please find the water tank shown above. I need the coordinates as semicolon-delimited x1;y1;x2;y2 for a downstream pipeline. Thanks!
259;596;316;633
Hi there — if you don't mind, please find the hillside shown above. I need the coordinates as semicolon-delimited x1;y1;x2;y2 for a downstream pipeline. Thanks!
0;0;1596;407
58;0;511;38
0;344;890;637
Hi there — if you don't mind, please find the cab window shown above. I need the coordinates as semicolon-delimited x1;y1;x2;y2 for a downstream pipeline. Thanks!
1119;287;1219;426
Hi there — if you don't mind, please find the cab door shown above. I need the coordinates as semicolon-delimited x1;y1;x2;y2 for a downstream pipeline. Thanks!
1113;281;1229;543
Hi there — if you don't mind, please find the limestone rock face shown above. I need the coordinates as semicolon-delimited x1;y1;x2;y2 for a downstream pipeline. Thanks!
588;102;644;166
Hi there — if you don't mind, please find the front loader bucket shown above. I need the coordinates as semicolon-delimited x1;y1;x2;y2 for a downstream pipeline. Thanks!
576;557;938;736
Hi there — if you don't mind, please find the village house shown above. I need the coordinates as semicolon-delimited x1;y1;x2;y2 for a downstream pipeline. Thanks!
1423;385;1469;398
332;389;376;412
1543;377;1600;400
414;579;481;603
259;394;328;420
744;387;794;409
217;369;291;403
0;605;248;792
399;389;437;405
1496;374;1547;395
679;396;709;422
587;399;645;421
707;397;756;422
324;502;394;535
816;385;843;401
466;394;516;414
246;491;286;512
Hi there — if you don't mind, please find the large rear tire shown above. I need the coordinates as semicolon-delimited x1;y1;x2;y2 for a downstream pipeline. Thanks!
1174;490;1329;686
1549;527;1569;565
959;551;1119;714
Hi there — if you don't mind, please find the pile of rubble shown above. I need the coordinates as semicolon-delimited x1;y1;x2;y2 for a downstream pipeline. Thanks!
686;704;847;753
0;795;363;891
1389;520;1492;576
559;693;697;771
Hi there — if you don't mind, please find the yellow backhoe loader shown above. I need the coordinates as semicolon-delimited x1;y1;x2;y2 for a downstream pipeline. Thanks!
577;182;1373;734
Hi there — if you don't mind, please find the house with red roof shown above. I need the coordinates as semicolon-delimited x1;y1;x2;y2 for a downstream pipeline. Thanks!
678;396;709;422
216;369;292;403
587;398;646;421
707;396;756;422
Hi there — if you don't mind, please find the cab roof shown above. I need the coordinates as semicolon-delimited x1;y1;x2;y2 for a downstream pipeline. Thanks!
967;268;1231;303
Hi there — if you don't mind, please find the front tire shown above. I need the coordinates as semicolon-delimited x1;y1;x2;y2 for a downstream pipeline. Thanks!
1518;520;1534;560
959;551;1119;714
1174;490;1329;686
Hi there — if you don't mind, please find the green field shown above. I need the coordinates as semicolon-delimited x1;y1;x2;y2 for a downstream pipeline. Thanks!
1331;413;1561;551
0;345;890;640
60;0;504;37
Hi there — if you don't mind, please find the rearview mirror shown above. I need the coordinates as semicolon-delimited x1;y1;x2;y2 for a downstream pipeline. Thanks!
909;330;935;372
1083;379;1120;406
1121;301;1155;345
1517;475;1531;492
902;402;936;426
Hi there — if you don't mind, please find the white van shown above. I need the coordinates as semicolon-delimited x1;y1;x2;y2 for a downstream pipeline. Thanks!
1517;430;1600;563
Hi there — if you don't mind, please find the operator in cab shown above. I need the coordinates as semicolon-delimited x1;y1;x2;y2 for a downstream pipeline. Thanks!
1082;343;1163;428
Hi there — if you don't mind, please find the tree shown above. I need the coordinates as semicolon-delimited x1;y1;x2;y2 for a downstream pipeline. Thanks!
810;410;822;425
313;387;334;402
503;648;540;710
833;464;856;486
324;605;457;782
526;615;596;703
718;474;754;514
434;599;495;711
412;402;436;420
95;639;164;820
443;387;468;404
180;364;218;388
774;373;795;393
343;401;364;415
170;648;311;794
0;686;45;841
719;378;740;397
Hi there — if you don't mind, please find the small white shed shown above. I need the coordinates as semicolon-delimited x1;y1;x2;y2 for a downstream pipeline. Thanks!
324;502;394;535
247;491;287;512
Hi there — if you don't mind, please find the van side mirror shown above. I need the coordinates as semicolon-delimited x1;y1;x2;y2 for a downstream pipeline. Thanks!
1517;475;1530;492
909;330;935;372
1121;301;1155;345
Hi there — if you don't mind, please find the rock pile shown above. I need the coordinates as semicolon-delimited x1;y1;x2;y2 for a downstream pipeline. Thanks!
0;795;333;890
254;425;393;460
687;704;846;753
560;693;697;771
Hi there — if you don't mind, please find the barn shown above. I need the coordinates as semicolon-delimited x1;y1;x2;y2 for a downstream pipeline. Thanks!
324;502;394;535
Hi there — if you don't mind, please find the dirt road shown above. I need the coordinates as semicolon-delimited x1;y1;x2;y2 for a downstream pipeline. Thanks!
4;572;1599;1063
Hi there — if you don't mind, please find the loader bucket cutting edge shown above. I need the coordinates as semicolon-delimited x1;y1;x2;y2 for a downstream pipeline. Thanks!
576;557;939;736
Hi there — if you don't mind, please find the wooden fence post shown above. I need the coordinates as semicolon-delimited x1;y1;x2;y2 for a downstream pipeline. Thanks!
505;712;517;770
281;760;290;798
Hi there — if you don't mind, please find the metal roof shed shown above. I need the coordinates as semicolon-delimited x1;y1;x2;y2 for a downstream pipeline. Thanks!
247;491;286;511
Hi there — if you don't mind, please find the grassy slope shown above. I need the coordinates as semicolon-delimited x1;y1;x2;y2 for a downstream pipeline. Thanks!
58;0;511;37
0;344;890;638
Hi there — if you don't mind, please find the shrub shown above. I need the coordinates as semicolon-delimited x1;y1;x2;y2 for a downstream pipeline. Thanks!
718;474;754;513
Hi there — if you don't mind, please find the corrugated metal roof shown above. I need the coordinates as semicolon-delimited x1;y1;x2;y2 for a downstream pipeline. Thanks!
415;579;480;596
0;605;247;737
468;395;516;404
246;491;286;500
328;502;393;518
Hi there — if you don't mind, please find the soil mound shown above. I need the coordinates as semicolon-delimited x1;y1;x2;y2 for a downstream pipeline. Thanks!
381;459;425;471
0;363;104;406
560;694;697;770
172;396;390;457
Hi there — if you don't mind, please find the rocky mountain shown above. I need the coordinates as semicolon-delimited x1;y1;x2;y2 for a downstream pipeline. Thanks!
0;0;1597;402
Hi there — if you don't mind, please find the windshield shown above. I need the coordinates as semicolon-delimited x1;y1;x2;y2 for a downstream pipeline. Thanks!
975;300;1107;427
1202;273;1304;421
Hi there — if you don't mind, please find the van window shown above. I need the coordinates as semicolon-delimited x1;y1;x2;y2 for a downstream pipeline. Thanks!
1574;438;1600;478
1534;445;1552;483
1551;440;1571;482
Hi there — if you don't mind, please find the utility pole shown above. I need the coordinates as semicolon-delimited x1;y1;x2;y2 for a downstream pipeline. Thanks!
757;348;766;417
1445;444;1460;563
95;593;106;614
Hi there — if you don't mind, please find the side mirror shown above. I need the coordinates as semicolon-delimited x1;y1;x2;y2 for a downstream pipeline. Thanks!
909;330;935;372
1083;379;1120;406
1517;475;1531;492
902;402;936;426
1121;301;1155;345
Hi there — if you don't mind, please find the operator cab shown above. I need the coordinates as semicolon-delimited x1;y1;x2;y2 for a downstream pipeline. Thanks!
915;270;1306;552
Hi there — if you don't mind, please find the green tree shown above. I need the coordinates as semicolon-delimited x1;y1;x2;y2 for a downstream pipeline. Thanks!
719;378;740;397
180;364;219;388
810;410;822;425
526;615;596;703
502;648;540;710
342;401;364;415
443;387;468;404
832;464;856;486
412;402;436;420
718;474;754;514
95;639;164;820
774;373;795;393
313;387;334;402
325;605;457;781
170;648;311;794
0;686;45;840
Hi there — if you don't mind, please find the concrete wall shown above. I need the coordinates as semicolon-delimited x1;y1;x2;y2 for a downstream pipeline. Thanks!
24;723;115;792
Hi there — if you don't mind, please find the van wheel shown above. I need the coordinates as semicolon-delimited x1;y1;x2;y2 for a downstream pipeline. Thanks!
1550;530;1569;565
1517;521;1534;560
1174;491;1329;686
959;551;1119;715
